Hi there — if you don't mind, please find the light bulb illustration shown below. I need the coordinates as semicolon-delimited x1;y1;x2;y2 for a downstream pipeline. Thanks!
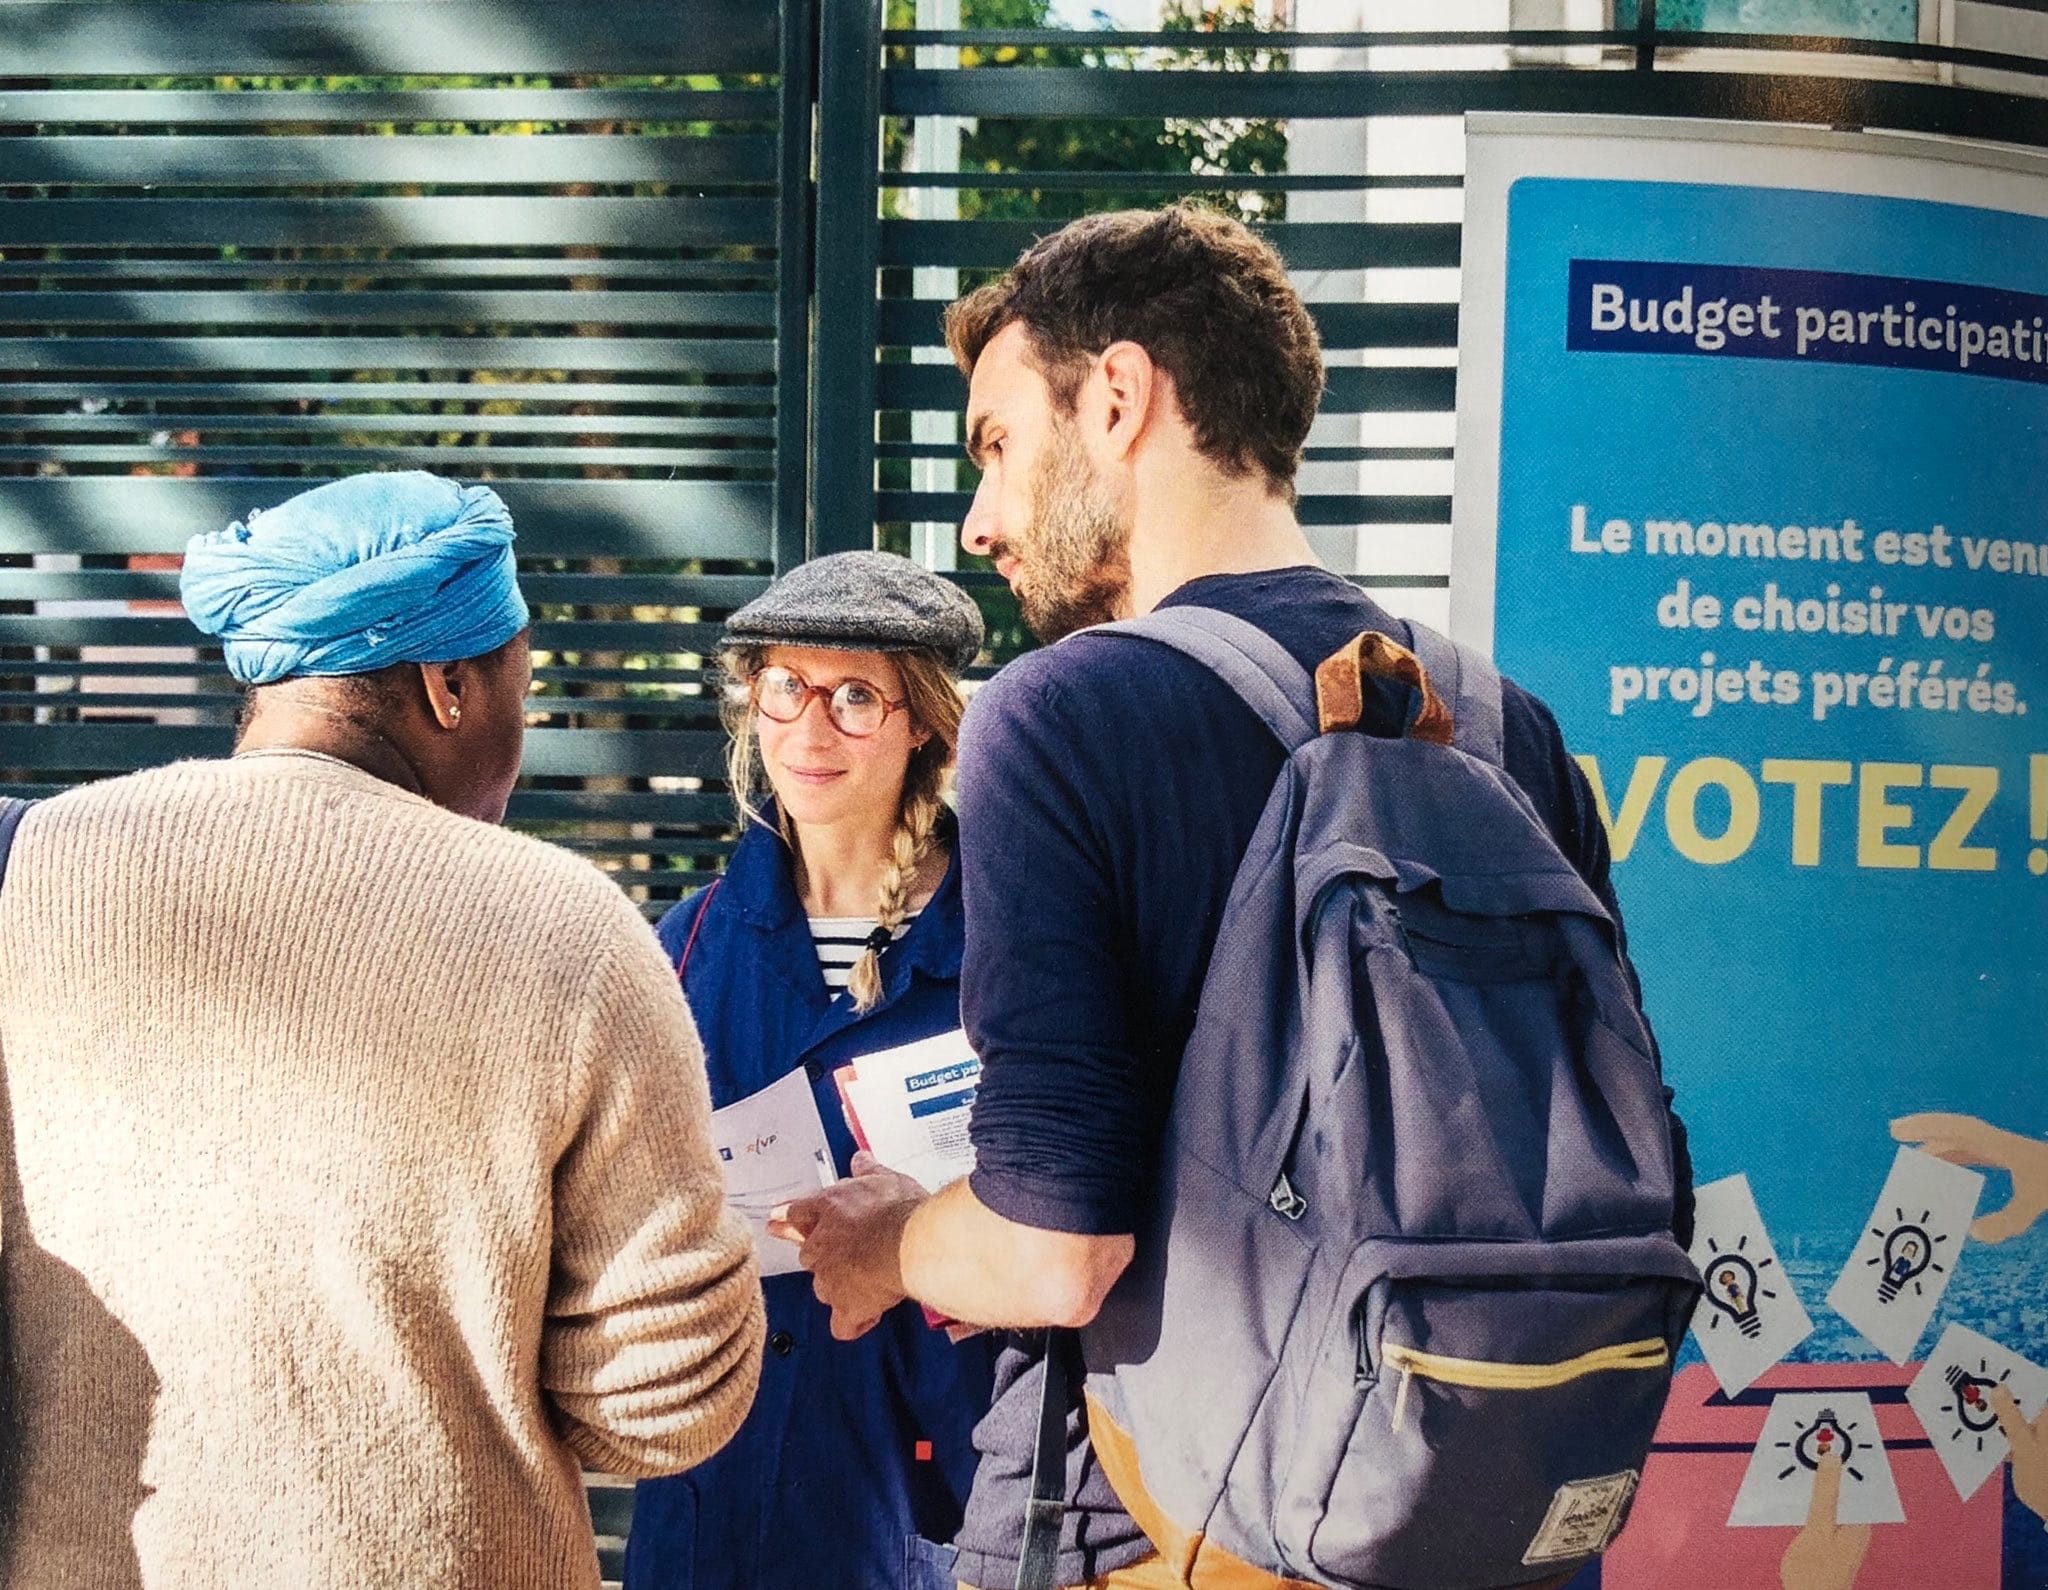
1944;1358;2010;1453
1865;1207;1948;1304
1699;1234;1777;1339
1777;1407;1867;1484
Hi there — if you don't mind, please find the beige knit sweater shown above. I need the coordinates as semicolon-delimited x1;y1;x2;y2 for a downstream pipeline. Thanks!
0;753;764;1590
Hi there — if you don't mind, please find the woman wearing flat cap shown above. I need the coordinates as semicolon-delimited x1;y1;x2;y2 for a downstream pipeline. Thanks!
625;550;998;1590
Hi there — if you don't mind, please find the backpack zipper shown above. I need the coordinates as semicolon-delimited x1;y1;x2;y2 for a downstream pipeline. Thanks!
1381;1336;1671;1433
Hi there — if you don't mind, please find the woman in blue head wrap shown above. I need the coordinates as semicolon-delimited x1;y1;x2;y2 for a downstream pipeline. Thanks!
0;472;767;1590
181;469;535;819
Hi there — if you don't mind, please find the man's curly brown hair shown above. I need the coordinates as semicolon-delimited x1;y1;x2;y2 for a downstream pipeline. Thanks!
943;203;1324;501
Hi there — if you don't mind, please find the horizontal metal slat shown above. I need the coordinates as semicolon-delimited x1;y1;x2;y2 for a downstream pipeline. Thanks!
0;444;772;469
0;381;777;407
0;659;231;682
0;783;742;831
0;478;774;558
0;291;779;330
874;363;961;413
585;858;734;879
525;573;765;605
884;169;1466;193
875;297;1457;348
532;620;724;651
0;615;727;650
508;790;732;822
585;1482;638;1537
528;667;724;686
879;219;1459;271
0;570;765;606
0;336;776;375
0;692;725;729
5;1;779;76
0;88;780;126
0;690;240;714
884;66;2048;147
0;659;722;688
875;439;1452;464
507;727;742;780
13;414;779;439
875;491;1451;528
876;362;1456;412
0;724;232;771
588;868;724;896
528;703;726;728
0;723;729;779
1;260;777;284
880;26;1635;46
3;699;712;736
3;196;776;249
0;134;778;189
1324;367;1456;410
1304;302;1460;346
886;65;1515;119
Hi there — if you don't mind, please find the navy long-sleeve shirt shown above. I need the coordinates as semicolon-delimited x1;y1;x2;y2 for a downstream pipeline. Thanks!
947;565;1691;1588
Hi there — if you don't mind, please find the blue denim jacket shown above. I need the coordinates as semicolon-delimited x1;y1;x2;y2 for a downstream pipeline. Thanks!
625;813;999;1590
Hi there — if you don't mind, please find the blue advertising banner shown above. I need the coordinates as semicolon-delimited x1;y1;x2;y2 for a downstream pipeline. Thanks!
1455;117;2048;1590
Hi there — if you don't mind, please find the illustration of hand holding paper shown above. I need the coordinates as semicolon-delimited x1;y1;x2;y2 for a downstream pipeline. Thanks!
1995;1385;2048;1525
1778;1451;1873;1590
1891;1113;2048;1244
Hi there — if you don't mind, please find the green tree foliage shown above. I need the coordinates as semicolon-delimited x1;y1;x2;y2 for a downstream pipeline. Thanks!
886;0;1288;224
878;0;1289;652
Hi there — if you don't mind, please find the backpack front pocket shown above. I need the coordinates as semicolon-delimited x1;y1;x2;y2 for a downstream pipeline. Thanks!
1275;1245;1693;1590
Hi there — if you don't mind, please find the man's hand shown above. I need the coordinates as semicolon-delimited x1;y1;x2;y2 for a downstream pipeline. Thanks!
1891;1113;2048;1244
1780;1450;1872;1590
767;1152;927;1340
1995;1385;2048;1523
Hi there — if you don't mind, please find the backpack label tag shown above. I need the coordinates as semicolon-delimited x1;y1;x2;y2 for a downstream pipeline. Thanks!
1521;1468;1639;1565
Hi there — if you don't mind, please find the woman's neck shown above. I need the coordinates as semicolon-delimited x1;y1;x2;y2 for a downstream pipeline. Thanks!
789;808;945;918
790;807;901;917
237;698;426;796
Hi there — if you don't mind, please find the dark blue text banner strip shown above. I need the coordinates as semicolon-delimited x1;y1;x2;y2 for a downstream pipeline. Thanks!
1566;258;2048;386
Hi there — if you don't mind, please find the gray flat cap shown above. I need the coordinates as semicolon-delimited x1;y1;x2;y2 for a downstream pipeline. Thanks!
723;550;984;673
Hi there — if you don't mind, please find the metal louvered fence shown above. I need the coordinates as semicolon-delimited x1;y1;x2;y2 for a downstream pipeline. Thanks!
3;0;812;909
9;0;2048;918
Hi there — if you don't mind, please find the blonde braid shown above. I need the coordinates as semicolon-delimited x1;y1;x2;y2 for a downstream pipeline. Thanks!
846;787;944;1012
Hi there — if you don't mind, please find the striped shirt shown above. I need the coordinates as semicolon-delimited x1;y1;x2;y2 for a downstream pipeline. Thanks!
808;911;920;993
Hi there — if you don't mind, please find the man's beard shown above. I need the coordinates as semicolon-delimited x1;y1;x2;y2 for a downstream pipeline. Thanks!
1008;421;1133;644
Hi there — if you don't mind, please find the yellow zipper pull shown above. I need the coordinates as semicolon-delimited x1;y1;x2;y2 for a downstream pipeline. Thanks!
1392;1361;1415;1433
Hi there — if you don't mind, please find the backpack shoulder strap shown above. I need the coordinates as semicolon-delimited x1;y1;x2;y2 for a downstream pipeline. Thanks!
1015;1327;1071;1590
1403;621;1506;768
0;797;33;888
1090;607;1317;750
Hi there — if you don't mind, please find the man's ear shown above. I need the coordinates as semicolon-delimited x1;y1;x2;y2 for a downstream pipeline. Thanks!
1094;340;1158;466
416;659;465;731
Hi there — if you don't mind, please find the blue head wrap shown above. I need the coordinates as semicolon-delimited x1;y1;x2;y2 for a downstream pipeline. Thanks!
180;471;530;687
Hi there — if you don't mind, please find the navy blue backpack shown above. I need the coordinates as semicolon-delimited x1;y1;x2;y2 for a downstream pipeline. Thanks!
1051;610;1698;1590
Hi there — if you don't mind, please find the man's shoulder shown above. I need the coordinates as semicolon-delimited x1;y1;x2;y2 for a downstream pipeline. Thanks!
1497;669;1566;743
965;632;1154;743
970;622;1223;721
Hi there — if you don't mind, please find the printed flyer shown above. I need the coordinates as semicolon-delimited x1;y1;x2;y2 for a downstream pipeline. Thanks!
1453;115;2048;1589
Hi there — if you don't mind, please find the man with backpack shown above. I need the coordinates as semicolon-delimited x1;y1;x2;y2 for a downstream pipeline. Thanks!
778;204;1696;1590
